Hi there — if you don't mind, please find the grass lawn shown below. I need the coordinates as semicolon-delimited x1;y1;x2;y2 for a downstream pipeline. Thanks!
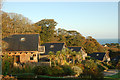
12;73;35;78
11;72;120;80
104;71;120;80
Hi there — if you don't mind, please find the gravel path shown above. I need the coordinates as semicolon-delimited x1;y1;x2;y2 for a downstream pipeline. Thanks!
103;69;119;76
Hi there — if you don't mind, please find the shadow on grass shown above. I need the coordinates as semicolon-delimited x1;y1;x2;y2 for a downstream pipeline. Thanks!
12;73;120;80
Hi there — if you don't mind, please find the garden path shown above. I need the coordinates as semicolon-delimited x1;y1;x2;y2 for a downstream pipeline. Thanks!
103;69;119;76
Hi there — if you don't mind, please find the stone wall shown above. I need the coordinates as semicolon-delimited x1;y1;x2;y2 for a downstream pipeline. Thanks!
3;51;38;63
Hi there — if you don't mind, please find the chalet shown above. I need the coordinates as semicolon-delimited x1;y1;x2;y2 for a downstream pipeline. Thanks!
41;42;66;55
40;42;66;61
88;52;110;62
68;46;87;60
2;33;44;64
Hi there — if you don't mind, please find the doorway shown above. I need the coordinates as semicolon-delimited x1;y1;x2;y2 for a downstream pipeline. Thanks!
16;55;20;63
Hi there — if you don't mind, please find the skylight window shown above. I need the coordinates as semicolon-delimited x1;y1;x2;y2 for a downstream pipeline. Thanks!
71;48;73;51
97;54;99;56
50;45;54;48
20;37;25;41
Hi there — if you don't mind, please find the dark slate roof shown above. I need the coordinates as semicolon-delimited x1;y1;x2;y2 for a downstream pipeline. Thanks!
111;55;120;62
2;34;39;51
41;43;65;55
68;47;81;52
88;52;106;60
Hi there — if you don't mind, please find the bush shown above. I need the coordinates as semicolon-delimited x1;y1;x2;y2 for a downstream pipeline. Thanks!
11;63;34;74
32;66;51;75
23;63;33;73
80;60;104;78
60;65;75;76
2;54;14;75
116;60;120;70
72;66;83;77
51;66;64;76
33;65;75;76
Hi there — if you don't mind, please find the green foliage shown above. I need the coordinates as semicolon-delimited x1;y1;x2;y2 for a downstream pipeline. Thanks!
48;51;54;67
72;66;83;76
2;12;36;38
116;60;120;70
2;54;14;75
33;65;74;76
60;65;75;76
51;66;64;76
104;43;120;49
11;63;34;74
32;66;52;75
35;19;57;43
81;60;104;78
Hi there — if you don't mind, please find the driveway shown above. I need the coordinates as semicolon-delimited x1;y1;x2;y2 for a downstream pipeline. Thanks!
103;69;119;76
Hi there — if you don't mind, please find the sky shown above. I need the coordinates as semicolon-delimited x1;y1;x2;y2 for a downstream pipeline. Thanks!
2;2;118;39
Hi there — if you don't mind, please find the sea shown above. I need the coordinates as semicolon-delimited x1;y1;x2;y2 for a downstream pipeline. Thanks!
96;39;119;45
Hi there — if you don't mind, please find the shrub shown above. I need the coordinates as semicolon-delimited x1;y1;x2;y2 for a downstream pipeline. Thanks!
23;63;33;73
116;60;120;70
60;65;75;76
80;60;104;78
2;54;14;75
72;66;83;77
11;63;34;74
32;66;51;75
33;65;75;76
12;66;22;74
51;66;64;76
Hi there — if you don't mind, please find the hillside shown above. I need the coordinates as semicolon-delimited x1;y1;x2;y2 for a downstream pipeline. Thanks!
2;12;105;54
35;19;105;54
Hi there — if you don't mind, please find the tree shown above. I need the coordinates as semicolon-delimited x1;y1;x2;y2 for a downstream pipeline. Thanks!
60;49;67;65
65;48;72;63
76;51;83;63
8;13;35;33
2;12;36;38
35;19;57;43
56;51;61;65
71;51;77;65
48;51;54;67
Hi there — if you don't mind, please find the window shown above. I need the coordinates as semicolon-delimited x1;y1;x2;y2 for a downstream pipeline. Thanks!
30;56;33;60
50;45;54;48
20;37;25;41
38;46;45;52
71;48;73;51
97;54;99;56
33;54;36;56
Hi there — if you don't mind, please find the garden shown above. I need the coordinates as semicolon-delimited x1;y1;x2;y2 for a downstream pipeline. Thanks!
1;49;120;80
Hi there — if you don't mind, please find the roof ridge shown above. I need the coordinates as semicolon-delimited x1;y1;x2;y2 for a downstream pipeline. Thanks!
8;33;39;35
44;42;65;43
68;46;82;47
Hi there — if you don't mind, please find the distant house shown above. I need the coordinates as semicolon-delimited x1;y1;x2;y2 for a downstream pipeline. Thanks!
2;33;44;64
40;42;66;61
88;52;110;62
110;55;120;64
68;46;87;60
